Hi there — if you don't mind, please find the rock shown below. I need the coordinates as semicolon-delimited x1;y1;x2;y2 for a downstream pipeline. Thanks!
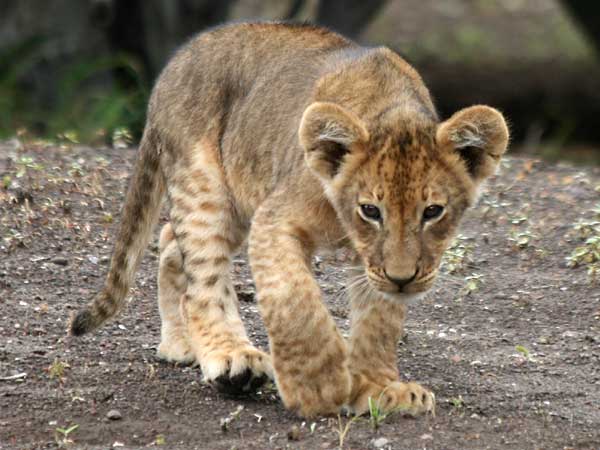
52;257;69;266
562;330;578;339
287;425;300;441
106;409;122;421
371;437;389;448
537;336;551;344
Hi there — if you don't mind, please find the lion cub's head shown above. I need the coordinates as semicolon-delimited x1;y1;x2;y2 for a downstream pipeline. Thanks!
300;102;509;298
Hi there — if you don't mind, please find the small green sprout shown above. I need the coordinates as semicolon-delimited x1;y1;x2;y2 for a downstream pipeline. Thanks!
515;345;533;361
567;236;600;267
15;156;43;178
55;424;79;447
334;414;359;449
509;215;528;225
367;390;412;430
567;213;600;284
48;359;69;381
571;219;600;240
68;161;85;177
57;130;80;144
463;273;484;295
442;234;475;274
449;395;464;409
112;127;133;148
508;229;537;249
219;405;244;432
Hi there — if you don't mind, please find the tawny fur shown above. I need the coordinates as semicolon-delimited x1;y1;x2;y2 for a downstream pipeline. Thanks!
70;22;509;417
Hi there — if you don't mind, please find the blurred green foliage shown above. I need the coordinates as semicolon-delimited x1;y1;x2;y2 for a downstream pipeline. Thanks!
0;37;149;144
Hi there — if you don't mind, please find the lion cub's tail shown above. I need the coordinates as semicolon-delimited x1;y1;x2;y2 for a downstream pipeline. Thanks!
70;128;165;335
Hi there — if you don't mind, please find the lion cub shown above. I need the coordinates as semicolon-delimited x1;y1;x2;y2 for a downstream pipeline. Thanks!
70;22;509;417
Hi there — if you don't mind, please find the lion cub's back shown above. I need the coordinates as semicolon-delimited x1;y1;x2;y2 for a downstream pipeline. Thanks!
149;22;352;145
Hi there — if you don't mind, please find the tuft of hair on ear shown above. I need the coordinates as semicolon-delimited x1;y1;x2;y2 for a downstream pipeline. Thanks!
437;105;509;183
299;102;369;179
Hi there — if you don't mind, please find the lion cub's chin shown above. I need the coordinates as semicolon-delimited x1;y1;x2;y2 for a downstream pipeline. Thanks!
373;287;430;305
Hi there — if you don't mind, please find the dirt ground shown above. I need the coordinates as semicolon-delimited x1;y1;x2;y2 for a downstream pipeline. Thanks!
0;141;599;450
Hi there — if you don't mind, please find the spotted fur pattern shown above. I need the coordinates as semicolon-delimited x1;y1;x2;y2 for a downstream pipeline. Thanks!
70;22;509;417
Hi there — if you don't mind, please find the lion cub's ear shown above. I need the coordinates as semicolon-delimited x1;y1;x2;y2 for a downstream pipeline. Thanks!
437;105;509;183
299;102;369;180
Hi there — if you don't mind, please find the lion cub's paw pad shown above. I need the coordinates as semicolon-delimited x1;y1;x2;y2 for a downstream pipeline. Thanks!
201;347;273;395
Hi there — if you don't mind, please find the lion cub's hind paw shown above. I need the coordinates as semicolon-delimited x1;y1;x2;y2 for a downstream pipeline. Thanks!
202;346;273;395
156;336;195;365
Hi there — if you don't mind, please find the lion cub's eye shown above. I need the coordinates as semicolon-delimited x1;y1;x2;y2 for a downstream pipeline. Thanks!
360;204;381;221
423;205;444;221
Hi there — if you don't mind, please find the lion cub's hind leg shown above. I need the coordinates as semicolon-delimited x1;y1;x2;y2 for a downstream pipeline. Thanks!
156;223;194;364
167;143;273;394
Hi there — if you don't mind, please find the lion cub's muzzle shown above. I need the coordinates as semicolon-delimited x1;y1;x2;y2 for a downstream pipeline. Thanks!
367;269;437;296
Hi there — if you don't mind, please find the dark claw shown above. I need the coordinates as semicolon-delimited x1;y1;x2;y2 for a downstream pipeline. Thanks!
212;368;268;396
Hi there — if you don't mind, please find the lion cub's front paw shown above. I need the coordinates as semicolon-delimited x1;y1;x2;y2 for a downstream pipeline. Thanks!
200;345;274;395
349;378;435;417
276;364;352;417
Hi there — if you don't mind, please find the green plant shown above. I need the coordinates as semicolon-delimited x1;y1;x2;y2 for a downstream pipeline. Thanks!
515;344;535;362
55;424;78;447
15;155;43;178
334;414;359;449
219;405;244;432
567;237;600;284
48;359;69;381
462;273;484;295
480;195;512;218
112;126;133;148
449;395;464;409
567;212;600;283
441;234;475;274
367;392;410;430
508;229;538;249
571;219;600;240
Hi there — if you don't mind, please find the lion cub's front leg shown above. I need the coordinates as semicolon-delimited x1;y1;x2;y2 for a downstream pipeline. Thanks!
249;212;351;417
347;292;435;416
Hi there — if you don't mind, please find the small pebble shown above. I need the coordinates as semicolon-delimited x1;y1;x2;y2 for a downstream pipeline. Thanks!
562;330;578;339
106;409;122;421
52;257;69;266
287;425;300;441
537;336;550;344
371;437;389;448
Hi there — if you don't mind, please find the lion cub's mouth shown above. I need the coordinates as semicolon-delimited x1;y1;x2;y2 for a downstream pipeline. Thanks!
367;270;438;296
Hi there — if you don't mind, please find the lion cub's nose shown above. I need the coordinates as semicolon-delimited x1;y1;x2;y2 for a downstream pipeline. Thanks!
385;269;417;289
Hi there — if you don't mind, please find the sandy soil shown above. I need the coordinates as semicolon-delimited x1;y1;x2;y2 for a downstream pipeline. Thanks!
0;141;599;449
